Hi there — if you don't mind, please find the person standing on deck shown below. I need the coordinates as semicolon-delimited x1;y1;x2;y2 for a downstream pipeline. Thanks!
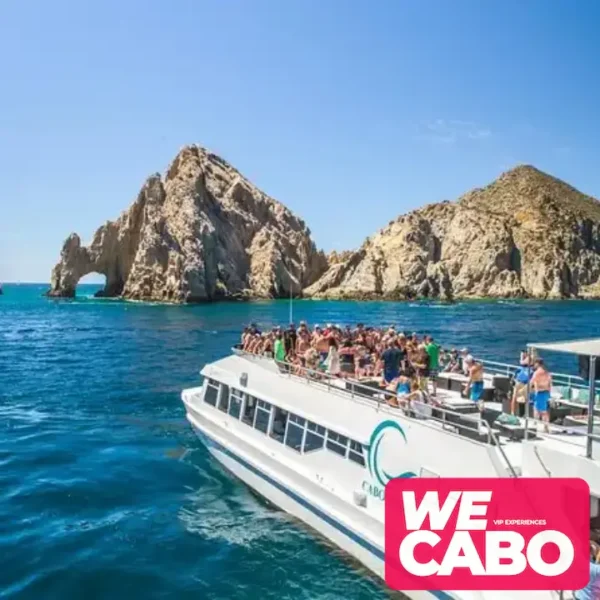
313;326;329;362
425;336;440;397
530;358;552;433
295;329;311;366
413;345;430;392
324;337;341;376
284;323;297;358
464;359;484;409
274;333;286;364
511;362;532;416
381;340;403;384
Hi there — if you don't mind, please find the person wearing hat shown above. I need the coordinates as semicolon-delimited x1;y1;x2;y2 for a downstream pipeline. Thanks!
460;348;474;376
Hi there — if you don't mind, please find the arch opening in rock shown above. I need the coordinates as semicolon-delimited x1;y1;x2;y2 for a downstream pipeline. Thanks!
76;273;108;298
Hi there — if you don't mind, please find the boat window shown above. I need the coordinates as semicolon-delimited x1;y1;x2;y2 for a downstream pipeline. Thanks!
349;440;363;454
348;448;366;467
289;414;306;427
204;379;219;407
228;389;243;419
242;395;256;426
284;414;304;452
307;422;326;436
304;419;325;453
253;401;272;435
270;407;288;442
218;384;230;413
326;430;348;457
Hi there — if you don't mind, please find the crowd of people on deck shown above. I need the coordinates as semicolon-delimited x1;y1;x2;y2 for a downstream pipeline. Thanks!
240;321;557;424
240;321;490;409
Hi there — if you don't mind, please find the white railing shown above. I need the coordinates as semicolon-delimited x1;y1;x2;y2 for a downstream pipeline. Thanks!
478;358;591;390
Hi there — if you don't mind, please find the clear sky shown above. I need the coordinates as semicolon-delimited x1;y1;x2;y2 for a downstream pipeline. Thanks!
2;0;599;283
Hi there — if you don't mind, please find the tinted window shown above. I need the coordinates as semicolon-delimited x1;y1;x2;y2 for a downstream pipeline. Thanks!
242;395;256;425
326;439;347;456
289;414;306;426
328;431;349;446
218;385;230;413
307;421;326;435
348;450;365;466
285;422;304;451
204;383;219;407
304;431;325;453
326;430;348;457
271;407;288;442
349;440;363;454
254;407;271;434
228;391;242;419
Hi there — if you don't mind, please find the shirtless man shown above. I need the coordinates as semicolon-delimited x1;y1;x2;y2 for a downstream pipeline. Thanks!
465;359;484;410
295;330;311;366
530;358;552;433
313;326;330;362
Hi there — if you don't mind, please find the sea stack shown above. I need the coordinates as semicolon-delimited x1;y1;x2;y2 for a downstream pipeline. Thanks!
48;146;328;302
305;165;600;300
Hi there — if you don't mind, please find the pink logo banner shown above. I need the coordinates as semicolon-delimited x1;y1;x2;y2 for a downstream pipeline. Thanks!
385;478;590;591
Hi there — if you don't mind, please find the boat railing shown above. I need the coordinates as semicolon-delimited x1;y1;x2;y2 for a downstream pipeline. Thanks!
233;348;518;475
477;358;590;390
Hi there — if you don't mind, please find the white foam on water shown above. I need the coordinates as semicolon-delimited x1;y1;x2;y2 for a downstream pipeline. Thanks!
178;486;290;548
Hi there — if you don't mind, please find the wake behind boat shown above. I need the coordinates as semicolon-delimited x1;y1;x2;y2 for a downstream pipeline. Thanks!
181;332;600;600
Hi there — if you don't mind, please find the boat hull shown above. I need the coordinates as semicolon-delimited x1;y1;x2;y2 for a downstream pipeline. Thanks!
186;408;453;600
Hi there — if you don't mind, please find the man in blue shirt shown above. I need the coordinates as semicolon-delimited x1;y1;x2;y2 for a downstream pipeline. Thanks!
574;541;600;600
381;341;403;384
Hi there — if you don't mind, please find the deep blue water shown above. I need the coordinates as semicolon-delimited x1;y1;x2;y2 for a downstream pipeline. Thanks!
2;284;600;599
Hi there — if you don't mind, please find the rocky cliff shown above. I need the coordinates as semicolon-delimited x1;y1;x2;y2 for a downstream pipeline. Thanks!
48;146;327;302
305;165;600;300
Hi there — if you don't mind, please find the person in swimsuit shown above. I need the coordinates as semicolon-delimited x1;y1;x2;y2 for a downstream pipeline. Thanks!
339;340;355;377
511;361;532;416
530;358;552;432
393;372;413;408
295;330;310;366
465;360;484;407
412;345;430;392
313;326;329;362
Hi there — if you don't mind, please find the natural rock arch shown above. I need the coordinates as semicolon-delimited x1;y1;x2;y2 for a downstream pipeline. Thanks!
47;147;327;302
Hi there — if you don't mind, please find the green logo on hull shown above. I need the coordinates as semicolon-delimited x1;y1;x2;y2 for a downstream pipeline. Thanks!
362;420;416;499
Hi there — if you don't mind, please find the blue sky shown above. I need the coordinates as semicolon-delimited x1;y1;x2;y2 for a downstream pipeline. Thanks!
1;0;599;283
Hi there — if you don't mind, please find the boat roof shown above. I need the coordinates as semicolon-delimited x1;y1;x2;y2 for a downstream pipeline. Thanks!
528;337;600;357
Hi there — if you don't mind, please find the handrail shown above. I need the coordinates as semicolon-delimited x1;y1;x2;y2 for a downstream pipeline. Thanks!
234;348;519;475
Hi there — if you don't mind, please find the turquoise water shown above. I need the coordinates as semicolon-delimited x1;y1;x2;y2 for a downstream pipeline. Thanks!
2;284;600;599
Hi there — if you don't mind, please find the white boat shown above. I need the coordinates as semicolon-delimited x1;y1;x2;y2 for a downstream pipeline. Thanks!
181;338;600;600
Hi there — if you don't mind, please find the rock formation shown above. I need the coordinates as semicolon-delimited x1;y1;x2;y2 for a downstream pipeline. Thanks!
48;146;327;302
305;165;600;300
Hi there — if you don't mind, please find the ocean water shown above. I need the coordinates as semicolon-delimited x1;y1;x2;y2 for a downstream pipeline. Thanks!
2;283;600;600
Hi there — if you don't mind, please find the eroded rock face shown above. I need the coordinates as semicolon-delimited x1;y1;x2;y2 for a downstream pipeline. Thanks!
305;165;600;300
48;146;327;302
